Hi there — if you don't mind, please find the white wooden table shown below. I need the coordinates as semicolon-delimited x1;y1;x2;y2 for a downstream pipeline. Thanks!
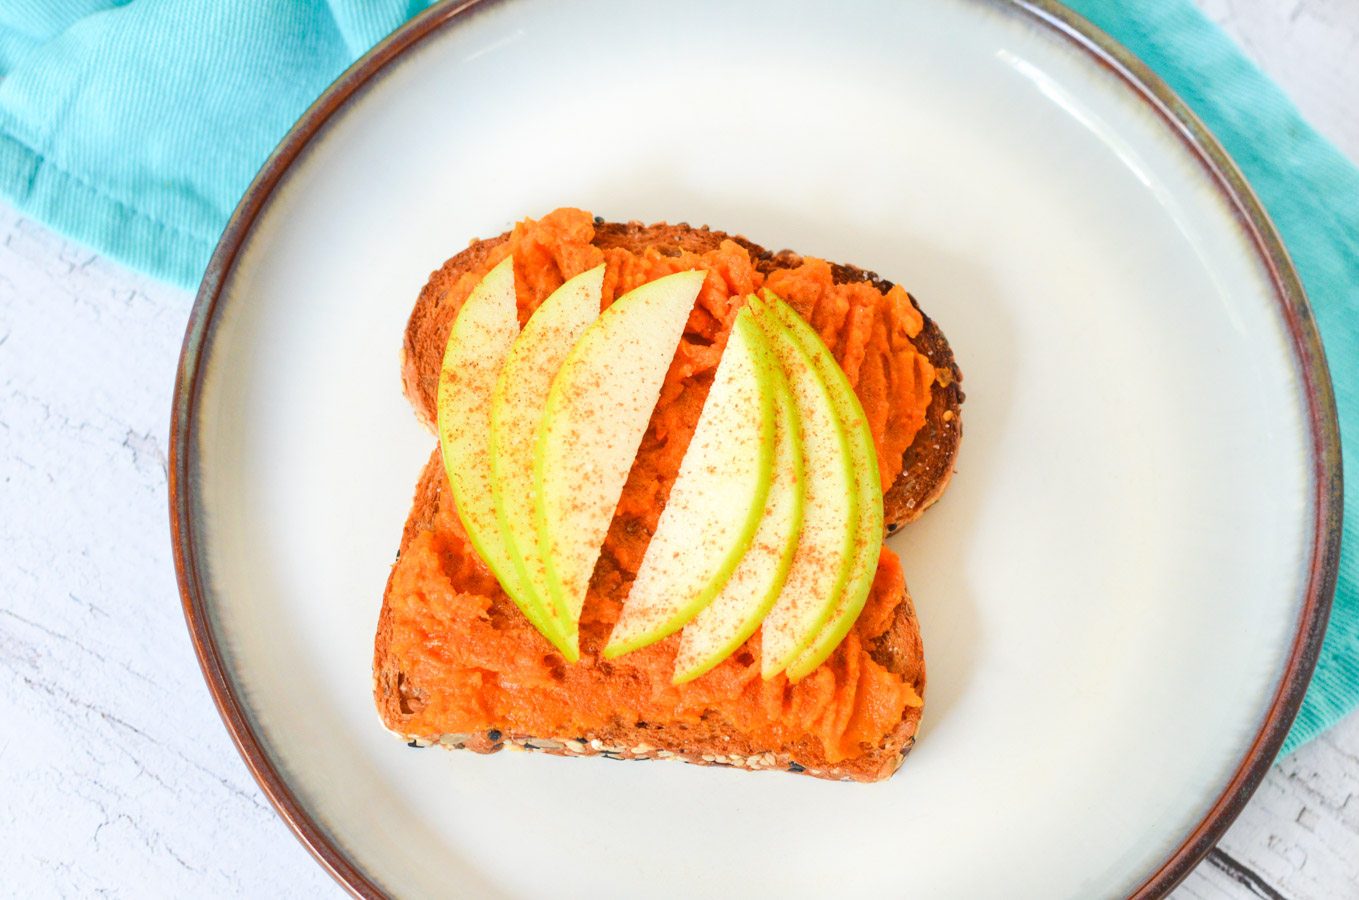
1;2;1356;897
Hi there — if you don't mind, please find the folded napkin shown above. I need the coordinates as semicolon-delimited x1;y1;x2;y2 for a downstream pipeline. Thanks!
1;0;1352;754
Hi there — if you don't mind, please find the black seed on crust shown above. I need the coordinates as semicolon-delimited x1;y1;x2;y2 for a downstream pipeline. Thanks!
787;762;805;772
487;729;502;742
407;740;423;749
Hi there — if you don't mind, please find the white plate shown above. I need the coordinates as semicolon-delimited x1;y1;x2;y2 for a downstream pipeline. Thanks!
171;1;1339;898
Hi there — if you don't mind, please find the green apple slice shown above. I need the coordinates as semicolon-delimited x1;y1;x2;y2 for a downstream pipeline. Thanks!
490;265;606;658
763;291;886;682
752;295;859;679
604;307;777;658
436;255;532;621
672;348;804;683
535;269;708;653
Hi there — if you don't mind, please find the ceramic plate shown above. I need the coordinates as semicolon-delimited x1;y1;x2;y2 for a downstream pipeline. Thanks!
171;1;1340;897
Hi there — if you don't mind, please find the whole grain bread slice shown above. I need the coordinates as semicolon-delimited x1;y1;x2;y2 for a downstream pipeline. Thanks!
375;214;958;781
374;451;927;782
399;219;963;529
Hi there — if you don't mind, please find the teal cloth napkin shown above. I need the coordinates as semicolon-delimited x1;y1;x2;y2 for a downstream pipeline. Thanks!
0;0;434;286
0;0;1353;755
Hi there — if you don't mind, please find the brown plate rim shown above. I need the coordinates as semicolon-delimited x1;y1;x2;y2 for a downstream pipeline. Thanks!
168;1;1343;897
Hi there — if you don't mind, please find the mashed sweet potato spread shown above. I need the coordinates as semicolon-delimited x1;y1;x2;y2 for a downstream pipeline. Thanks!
385;209;934;764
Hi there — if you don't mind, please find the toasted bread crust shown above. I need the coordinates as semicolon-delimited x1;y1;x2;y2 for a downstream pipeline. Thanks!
399;220;962;528
374;452;925;782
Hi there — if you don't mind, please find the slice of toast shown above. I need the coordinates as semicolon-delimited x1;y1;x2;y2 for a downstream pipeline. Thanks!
375;450;927;782
375;211;960;781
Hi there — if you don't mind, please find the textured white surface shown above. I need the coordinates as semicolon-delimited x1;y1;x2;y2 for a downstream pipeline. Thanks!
0;207;336;897
0;1;1355;897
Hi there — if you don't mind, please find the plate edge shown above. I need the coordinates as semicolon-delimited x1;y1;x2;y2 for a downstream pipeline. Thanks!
166;2;1345;898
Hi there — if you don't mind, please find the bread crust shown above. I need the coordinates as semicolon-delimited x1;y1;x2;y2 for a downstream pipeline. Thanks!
399;220;962;528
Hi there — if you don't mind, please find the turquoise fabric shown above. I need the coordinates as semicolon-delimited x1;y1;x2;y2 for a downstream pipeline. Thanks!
0;1;433;286
0;0;1352;754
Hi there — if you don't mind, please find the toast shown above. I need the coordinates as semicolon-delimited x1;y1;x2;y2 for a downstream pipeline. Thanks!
374;210;961;781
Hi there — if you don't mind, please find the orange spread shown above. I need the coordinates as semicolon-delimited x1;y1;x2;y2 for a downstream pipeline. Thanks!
386;209;934;763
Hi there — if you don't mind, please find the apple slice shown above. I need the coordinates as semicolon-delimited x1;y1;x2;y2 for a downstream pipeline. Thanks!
752;295;859;679
535;269;707;653
436;255;534;623
604;307;777;658
672;347;804;683
764;291;886;682
490;265;606;658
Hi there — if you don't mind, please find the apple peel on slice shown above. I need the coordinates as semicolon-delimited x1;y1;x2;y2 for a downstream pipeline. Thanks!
535;269;708;655
435;256;540;630
672;340;804;683
490;264;605;658
752;295;859;679
605;306;777;659
764;291;886;682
